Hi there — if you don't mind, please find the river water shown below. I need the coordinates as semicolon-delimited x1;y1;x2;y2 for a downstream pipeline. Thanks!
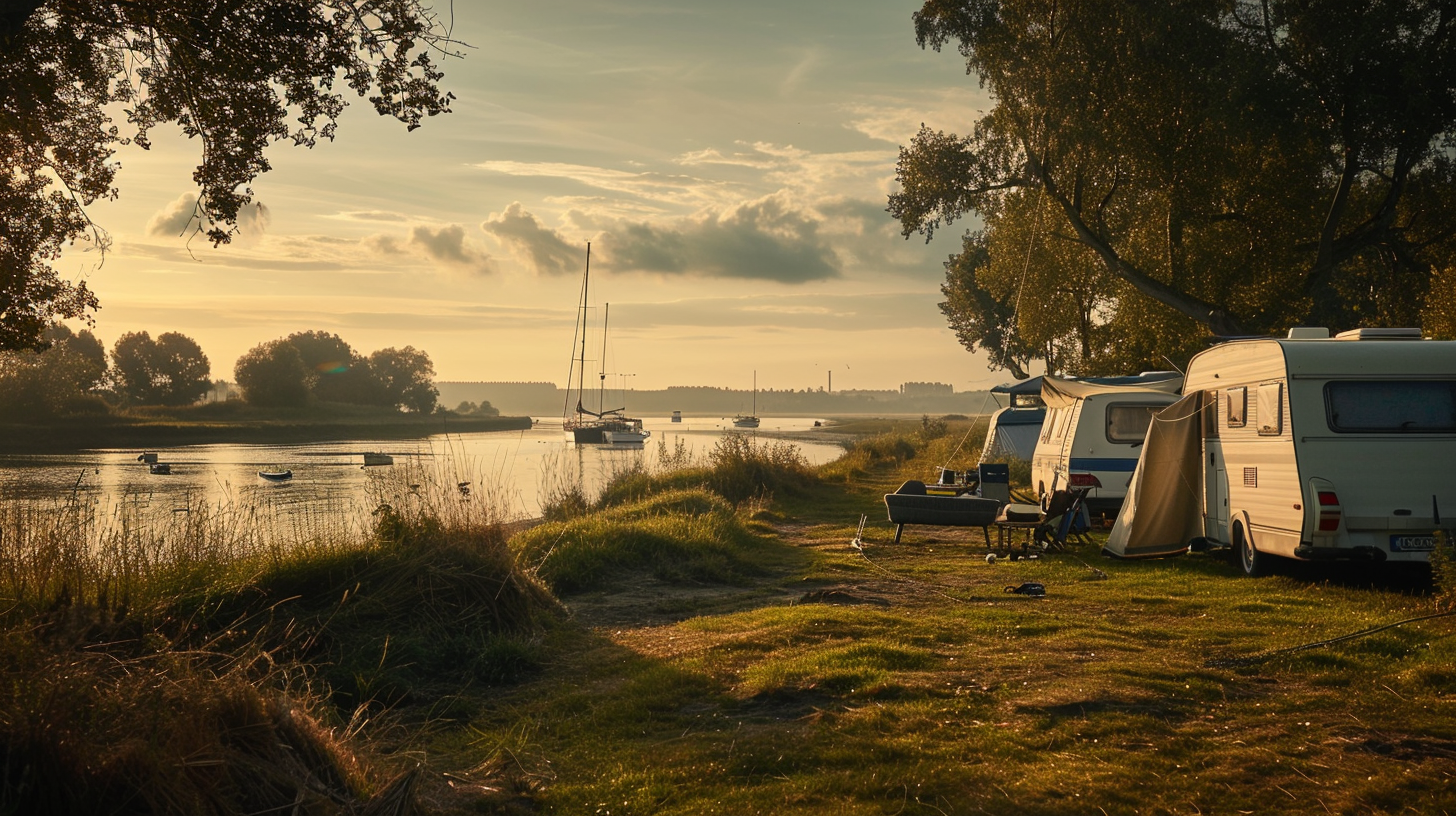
0;416;845;529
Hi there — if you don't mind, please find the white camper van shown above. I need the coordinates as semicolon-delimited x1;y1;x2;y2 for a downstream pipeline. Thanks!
1031;373;1183;515
1173;327;1456;575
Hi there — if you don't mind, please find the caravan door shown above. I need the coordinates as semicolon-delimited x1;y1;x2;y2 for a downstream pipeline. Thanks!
1202;390;1229;544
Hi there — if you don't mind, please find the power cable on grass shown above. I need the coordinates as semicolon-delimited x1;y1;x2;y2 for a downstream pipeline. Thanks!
1206;608;1456;669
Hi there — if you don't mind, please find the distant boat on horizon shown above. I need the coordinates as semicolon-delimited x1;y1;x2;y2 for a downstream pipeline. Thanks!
732;371;760;429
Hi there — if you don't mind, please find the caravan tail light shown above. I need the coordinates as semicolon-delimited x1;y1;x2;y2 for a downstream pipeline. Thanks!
1069;472;1102;489
1317;490;1342;532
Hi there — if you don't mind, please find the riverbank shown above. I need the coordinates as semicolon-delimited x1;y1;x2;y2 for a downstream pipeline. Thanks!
0;410;533;453
4;421;1453;814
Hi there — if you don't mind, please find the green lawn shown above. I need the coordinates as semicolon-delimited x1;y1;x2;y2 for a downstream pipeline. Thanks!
433;442;1456;815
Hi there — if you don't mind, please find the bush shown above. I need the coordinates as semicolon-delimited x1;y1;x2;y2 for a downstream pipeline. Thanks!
706;433;816;504
513;489;771;594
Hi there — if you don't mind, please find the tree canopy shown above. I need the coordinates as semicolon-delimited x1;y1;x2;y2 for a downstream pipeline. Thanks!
110;329;211;405
0;0;456;350
892;0;1456;376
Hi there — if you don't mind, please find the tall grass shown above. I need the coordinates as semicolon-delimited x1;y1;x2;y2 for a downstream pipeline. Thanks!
0;457;556;815
538;433;816;519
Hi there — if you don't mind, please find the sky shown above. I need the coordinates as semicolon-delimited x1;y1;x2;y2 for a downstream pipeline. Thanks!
58;0;1007;394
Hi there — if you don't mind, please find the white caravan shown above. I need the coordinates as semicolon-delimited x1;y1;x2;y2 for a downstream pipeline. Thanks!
1107;328;1456;575
1030;373;1183;515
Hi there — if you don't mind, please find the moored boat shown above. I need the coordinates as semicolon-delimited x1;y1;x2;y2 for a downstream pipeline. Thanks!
259;469;293;482
363;452;394;466
603;418;651;445
732;371;760;428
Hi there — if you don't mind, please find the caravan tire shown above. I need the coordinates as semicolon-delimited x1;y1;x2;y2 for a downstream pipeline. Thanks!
1234;521;1266;577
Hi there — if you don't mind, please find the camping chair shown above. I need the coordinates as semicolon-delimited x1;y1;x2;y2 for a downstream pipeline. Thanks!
1032;487;1093;551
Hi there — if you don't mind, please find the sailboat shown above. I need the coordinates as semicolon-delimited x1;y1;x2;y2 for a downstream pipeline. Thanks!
732;371;760;429
562;244;649;445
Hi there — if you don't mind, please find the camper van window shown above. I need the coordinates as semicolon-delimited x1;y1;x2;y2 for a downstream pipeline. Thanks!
1202;391;1219;438
1106;403;1161;443
1040;409;1058;443
1325;381;1456;433
1257;382;1283;436
1227;387;1247;428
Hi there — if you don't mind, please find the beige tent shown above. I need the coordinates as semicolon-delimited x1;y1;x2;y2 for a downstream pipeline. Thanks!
1103;392;1205;558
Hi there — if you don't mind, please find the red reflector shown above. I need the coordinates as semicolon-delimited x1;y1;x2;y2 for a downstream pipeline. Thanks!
1069;473;1102;488
1318;492;1339;506
1318;518;1339;531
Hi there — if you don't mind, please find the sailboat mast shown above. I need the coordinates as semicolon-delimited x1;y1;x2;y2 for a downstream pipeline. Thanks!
576;243;591;417
599;302;610;415
753;370;757;415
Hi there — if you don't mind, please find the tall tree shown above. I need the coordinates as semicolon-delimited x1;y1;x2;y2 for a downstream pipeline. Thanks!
369;346;437;413
234;339;309;408
283;330;382;404
894;0;1456;375
110;330;210;405
0;1;458;351
0;324;112;419
151;331;211;405
110;330;159;403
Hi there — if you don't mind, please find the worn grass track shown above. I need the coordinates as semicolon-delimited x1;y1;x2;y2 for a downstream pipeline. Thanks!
439;433;1456;816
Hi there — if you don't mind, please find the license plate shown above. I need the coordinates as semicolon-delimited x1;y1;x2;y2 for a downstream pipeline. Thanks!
1389;534;1439;552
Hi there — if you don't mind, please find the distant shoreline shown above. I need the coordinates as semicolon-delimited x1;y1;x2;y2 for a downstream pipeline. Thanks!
0;414;534;454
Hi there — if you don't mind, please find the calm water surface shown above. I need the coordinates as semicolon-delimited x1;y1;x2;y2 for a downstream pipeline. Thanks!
0;416;844;524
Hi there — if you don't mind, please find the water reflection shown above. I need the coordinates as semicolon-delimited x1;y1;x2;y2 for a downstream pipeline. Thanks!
0;416;844;528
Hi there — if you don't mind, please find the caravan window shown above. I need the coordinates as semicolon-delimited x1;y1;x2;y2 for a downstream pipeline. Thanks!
1042;410;1065;442
1227;387;1247;427
1105;403;1161;443
1257;383;1283;435
1325;381;1456;433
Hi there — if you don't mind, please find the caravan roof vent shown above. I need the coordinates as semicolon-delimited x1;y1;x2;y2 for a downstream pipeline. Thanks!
1334;327;1424;341
1287;327;1330;339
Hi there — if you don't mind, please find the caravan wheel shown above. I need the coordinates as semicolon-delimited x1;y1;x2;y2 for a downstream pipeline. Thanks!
1233;522;1266;577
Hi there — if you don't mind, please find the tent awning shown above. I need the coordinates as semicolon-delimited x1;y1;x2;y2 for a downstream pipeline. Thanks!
1040;373;1183;410
1103;392;1205;558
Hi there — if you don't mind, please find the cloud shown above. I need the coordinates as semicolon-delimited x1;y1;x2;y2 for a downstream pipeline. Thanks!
474;160;735;209
844;91;989;145
480;202;581;276
480;197;840;283
363;224;495;273
146;193;270;238
334;210;410;222
596;194;839;283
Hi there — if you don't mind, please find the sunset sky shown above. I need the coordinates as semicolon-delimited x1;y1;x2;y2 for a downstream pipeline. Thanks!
60;0;1006;393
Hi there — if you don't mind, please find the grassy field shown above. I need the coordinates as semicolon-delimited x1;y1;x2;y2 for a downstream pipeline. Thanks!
3;420;1453;814
434;423;1456;815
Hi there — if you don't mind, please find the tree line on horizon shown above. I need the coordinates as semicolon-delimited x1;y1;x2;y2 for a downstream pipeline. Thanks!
0;328;452;421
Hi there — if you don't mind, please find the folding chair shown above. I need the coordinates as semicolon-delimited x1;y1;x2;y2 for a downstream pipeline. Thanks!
1032;487;1093;551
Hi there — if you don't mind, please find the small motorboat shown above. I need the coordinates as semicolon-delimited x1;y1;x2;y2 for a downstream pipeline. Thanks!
258;469;293;482
137;452;159;464
148;462;171;475
363;452;394;466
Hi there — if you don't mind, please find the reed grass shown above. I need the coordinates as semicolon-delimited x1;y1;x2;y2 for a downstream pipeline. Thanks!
0;455;557;815
538;433;817;522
